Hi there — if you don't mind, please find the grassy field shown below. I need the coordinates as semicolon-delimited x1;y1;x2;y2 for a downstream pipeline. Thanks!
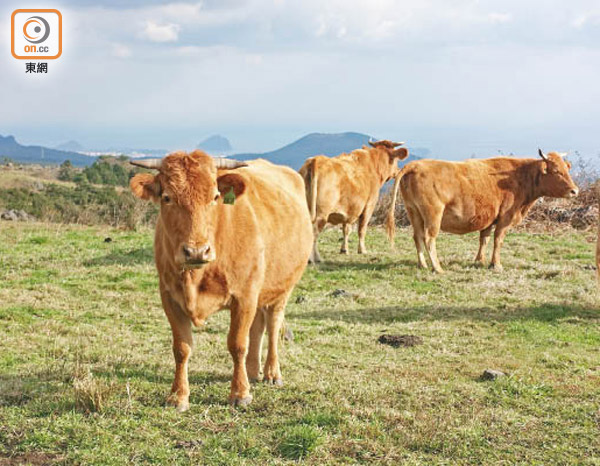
0;221;598;465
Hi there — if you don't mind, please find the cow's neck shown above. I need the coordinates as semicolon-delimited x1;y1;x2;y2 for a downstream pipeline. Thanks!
523;159;545;203
365;149;391;186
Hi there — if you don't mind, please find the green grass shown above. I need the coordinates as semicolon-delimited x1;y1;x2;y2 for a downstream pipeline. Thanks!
0;222;598;465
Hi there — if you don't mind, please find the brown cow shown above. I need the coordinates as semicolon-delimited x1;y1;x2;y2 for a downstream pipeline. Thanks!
299;140;409;263
387;150;579;273
130;151;312;409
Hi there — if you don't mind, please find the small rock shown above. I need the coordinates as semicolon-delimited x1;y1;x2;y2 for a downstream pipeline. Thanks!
329;289;353;299
31;181;44;191
378;334;423;348
481;369;506;381
104;237;113;243
1;210;18;221
295;295;306;304
283;327;294;342
174;439;203;449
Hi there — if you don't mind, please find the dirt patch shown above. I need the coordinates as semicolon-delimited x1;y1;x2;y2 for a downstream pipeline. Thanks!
0;453;62;465
378;334;423;348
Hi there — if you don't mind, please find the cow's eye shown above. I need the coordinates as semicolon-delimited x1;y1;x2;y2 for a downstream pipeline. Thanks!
162;194;171;204
214;192;220;201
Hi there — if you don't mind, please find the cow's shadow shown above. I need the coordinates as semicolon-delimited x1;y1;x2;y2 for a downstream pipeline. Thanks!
292;302;600;325
0;367;233;413
83;247;154;267
312;260;401;272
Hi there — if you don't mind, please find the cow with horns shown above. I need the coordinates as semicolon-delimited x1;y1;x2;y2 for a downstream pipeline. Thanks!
298;139;409;263
387;149;579;273
130;151;312;408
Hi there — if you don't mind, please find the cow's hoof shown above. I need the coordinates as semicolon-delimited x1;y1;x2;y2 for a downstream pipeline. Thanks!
489;263;503;272
166;395;190;412
264;377;284;387
249;377;260;384
229;395;253;407
340;248;348;254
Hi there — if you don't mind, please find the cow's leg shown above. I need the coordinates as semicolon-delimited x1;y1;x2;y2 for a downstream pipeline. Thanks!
340;223;350;254
475;225;494;265
246;308;266;383
422;207;444;273
263;294;289;386
161;292;193;412
490;221;511;272
406;205;428;269
309;218;326;264
358;204;376;254
228;297;258;406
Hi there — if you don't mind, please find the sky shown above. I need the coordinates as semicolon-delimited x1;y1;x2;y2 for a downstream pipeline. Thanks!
1;0;600;159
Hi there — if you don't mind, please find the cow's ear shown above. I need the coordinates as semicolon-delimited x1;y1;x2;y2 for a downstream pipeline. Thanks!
130;173;160;202
392;147;409;161
217;173;246;200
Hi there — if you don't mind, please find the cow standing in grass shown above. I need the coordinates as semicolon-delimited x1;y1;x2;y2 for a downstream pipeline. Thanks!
130;151;312;408
299;140;409;263
387;150;579;273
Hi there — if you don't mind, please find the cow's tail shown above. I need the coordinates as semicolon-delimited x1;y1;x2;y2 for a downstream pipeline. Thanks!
306;159;318;222
385;166;406;248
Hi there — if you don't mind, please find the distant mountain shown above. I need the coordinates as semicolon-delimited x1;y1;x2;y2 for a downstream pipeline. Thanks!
55;140;85;152
0;135;95;166
197;135;232;153
234;132;421;170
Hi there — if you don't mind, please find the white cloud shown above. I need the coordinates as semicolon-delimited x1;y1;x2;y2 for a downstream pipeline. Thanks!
244;53;263;65
111;43;132;58
142;20;180;42
487;12;512;24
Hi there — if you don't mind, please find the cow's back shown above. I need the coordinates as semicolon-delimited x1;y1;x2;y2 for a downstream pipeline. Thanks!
400;158;513;234
300;152;376;224
231;159;312;302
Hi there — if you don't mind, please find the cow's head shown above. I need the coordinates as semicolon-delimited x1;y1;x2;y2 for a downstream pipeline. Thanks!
368;139;409;180
130;151;247;269
537;149;579;198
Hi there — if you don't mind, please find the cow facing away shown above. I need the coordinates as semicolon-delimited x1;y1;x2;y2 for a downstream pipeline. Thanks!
387;150;578;273
130;152;312;408
299;140;409;263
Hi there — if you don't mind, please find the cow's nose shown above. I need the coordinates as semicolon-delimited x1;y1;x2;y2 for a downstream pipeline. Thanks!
571;188;579;196
182;244;214;262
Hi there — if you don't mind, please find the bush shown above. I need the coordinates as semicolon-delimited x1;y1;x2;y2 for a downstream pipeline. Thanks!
79;158;134;186
0;182;157;229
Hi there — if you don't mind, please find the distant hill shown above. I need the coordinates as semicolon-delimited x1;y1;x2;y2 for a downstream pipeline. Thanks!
234;132;421;169
197;135;232;153
55;140;85;152
0;135;95;166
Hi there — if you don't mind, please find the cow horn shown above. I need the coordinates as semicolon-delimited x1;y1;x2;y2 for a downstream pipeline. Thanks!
392;141;405;147
368;138;377;147
129;158;163;169
538;149;548;161
213;158;248;169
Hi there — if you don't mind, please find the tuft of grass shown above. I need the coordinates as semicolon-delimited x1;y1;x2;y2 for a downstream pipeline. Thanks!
72;369;115;414
277;425;323;460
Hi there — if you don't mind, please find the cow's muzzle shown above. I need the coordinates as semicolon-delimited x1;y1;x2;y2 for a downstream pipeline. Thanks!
182;244;215;268
567;188;579;198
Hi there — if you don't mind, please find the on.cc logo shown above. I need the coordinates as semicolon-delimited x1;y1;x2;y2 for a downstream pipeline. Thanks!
23;16;50;44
